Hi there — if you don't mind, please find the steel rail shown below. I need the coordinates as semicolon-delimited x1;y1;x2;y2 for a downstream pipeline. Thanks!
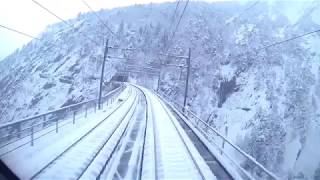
78;91;138;180
95;91;139;180
158;92;280;180
159;94;252;180
134;85;158;180
0;87;123;151
157;94;206;180
0;84;122;130
96;85;150;180
0;118;73;158
0;87;123;152
30;89;133;179
133;86;149;180
149;91;159;180
0;98;107;147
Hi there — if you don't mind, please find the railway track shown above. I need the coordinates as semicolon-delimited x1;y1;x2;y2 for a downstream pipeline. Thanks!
95;85;149;180
18;84;227;180
31;88;139;180
139;86;216;180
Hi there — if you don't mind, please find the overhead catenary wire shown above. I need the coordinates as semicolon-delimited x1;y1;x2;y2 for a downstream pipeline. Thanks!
255;29;320;51
231;28;320;59
31;0;100;46
0;24;67;51
237;0;260;18
167;0;181;36
170;0;190;42
157;0;190;95
81;0;116;36
0;24;41;40
224;0;261;27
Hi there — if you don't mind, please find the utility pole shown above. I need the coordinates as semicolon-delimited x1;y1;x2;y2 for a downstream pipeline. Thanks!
98;39;109;110
183;48;191;112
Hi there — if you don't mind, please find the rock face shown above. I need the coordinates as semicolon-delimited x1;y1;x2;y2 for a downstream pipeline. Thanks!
0;1;319;179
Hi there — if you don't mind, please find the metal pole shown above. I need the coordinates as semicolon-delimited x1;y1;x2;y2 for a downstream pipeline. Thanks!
221;124;228;155
56;119;58;133
43;115;46;128
17;124;21;138
31;126;34;146
98;39;109;110
73;111;76;124
183;48;191;112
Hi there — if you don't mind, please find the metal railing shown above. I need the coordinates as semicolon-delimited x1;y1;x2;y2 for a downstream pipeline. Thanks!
0;83;124;149
157;92;280;180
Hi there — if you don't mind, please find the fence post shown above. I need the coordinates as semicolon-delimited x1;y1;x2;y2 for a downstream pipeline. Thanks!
73;111;76;124
31;126;34;146
94;102;97;113
56;119;58;133
85;106;88;118
101;100;104;110
43;115;46;128
205;124;209;133
17;123;21;138
221;124;228;155
157;58;162;92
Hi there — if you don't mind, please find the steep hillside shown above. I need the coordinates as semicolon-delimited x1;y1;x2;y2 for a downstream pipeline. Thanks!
0;1;319;179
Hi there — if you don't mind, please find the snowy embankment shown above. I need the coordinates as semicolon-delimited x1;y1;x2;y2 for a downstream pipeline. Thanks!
1;87;131;179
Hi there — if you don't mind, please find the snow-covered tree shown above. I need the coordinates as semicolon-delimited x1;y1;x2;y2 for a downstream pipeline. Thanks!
241;108;286;176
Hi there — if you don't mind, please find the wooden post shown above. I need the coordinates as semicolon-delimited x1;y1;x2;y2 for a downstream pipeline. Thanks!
98;39;109;110
183;48;191;112
85;106;88;118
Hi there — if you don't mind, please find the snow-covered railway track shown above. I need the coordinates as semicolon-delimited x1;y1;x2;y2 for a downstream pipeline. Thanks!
140;86;216;180
30;88;139;180
95;85;149;180
158;100;208;179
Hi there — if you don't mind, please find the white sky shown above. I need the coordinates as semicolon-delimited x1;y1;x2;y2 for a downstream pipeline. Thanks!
0;0;246;60
0;0;313;60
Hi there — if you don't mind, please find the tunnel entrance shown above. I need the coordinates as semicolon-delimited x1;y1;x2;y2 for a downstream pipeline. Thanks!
111;72;129;82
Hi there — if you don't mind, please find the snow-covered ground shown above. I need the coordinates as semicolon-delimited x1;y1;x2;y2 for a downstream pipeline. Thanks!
1;1;320;179
1;87;132;179
1;84;221;180
139;85;216;180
